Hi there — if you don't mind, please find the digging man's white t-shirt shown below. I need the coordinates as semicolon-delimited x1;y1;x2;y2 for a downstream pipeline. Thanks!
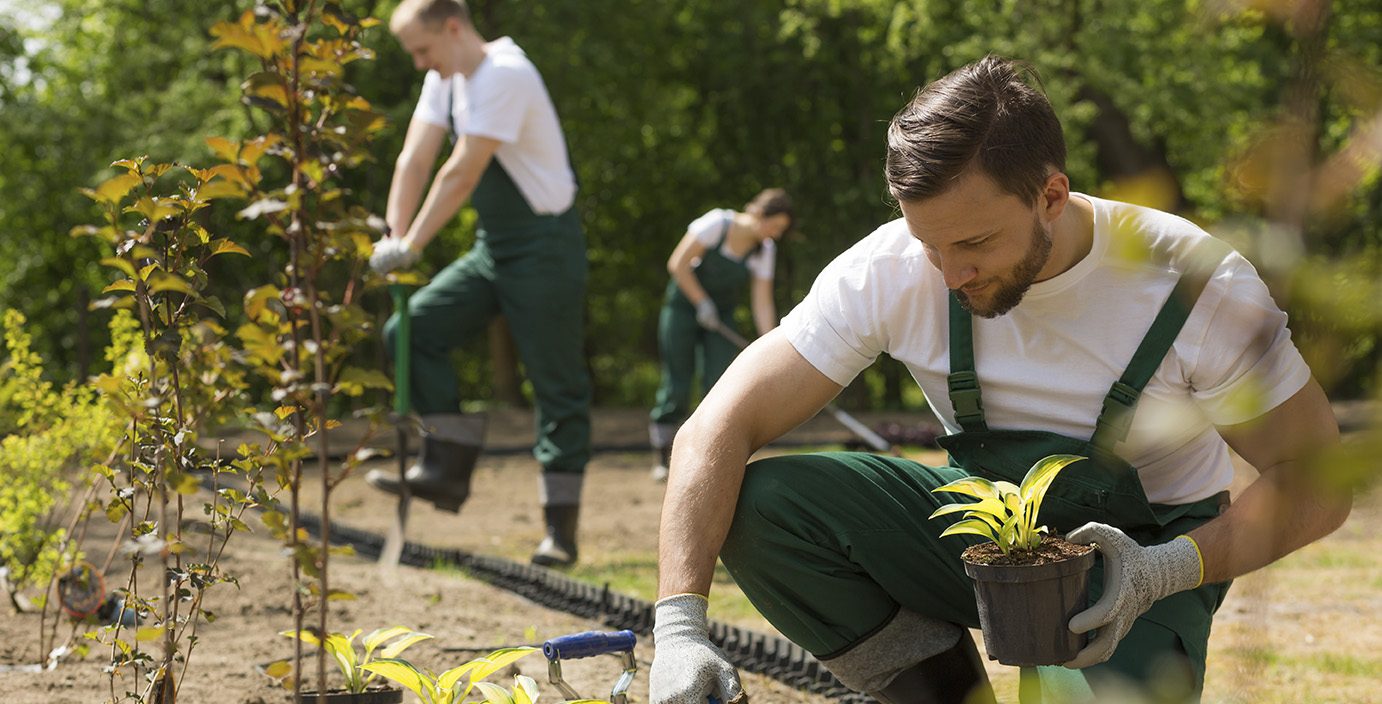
780;194;1311;505
413;37;575;215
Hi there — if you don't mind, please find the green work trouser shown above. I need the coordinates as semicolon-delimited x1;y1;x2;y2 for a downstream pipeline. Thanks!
649;294;741;428
720;452;1229;700
383;221;591;474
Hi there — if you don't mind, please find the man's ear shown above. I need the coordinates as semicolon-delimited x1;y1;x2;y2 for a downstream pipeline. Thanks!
1039;171;1071;223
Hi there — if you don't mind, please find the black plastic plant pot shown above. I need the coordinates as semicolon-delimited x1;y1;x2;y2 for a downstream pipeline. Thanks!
297;688;403;704
962;547;1097;666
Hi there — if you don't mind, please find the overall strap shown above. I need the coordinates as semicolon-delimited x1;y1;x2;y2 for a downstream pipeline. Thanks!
946;292;988;432
716;211;732;249
1090;237;1233;450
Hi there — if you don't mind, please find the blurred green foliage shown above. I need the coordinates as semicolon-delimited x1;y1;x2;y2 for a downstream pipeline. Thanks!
0;0;1377;409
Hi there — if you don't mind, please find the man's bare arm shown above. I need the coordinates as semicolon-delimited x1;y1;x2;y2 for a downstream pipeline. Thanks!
386;116;448;237
657;329;843;598
750;277;777;336
1193;378;1352;583
399;134;502;252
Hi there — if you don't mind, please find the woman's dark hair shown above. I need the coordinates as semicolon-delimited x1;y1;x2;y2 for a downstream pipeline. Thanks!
885;56;1066;203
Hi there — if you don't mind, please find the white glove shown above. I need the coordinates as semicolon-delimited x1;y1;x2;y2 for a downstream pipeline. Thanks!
369;238;420;274
694;299;720;330
650;594;745;704
1064;523;1203;668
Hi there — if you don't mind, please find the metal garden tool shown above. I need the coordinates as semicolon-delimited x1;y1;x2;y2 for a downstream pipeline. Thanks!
543;630;725;704
711;322;895;454
379;284;412;568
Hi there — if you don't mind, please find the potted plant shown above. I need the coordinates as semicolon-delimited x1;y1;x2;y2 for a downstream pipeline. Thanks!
930;453;1095;666
362;645;608;704
267;626;432;703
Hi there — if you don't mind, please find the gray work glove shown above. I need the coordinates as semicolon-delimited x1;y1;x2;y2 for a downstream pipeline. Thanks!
650;594;746;704
694;299;721;330
369;237;420;274
1064;522;1203;669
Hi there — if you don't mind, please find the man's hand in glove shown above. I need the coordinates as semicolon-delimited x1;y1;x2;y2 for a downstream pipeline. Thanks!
370;237;420;274
650;594;746;704
1064;522;1204;668
695;299;721;330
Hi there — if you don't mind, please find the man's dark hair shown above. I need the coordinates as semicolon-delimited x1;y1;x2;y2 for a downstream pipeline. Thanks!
885;56;1066;204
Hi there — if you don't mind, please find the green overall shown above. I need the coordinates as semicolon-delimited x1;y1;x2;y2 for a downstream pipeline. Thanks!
720;262;1232;700
650;213;753;431
385;160;592;475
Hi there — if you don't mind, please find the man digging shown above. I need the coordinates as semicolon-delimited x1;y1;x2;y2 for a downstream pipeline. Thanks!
649;56;1352;704
367;0;590;567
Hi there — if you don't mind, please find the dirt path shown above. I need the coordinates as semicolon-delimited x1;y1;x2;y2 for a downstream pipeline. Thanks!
2;407;1379;703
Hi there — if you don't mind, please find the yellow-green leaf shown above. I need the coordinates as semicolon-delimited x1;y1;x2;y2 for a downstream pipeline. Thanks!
148;272;195;295
125;196;181;222
244;285;282;320
263;659;292;679
362;659;436;702
334;367;393;397
931;476;998;500
473;681;515;704
197;179;249;201
470;647;538;682
938;518;998;542
206;136;239;163
100;257;138;279
210;239;251;257
84;173;143;204
135;626;165;642
437;661;480;694
379;633;433;660
102;279;136;294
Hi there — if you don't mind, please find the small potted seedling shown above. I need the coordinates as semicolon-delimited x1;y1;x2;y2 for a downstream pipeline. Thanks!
362;645;607;704
931;453;1095;666
269;626;433;703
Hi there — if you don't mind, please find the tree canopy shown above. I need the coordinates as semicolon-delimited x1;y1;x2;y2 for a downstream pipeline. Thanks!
1;0;1378;407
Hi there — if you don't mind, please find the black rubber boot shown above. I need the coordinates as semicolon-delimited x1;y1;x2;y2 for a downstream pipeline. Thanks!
530;504;579;567
868;632;997;704
365;433;481;513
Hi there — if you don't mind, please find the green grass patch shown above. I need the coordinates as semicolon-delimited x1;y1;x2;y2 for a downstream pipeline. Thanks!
1229;646;1381;678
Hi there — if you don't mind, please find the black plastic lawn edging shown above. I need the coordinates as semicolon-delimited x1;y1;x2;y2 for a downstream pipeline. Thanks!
294;514;876;703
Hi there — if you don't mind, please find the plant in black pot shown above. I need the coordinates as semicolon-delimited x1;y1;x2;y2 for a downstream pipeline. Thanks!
930;454;1095;667
265;626;432;703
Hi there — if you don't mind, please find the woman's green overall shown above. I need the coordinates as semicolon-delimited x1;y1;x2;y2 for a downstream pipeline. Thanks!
721;263;1232;701
650;214;754;430
384;160;592;475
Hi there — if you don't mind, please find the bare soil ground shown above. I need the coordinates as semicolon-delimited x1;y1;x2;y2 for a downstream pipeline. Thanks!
2;408;1378;703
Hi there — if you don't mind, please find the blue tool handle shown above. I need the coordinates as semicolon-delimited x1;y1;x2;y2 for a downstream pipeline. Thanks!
542;630;636;660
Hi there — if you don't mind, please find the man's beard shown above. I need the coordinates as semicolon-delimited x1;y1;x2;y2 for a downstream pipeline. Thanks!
955;217;1053;318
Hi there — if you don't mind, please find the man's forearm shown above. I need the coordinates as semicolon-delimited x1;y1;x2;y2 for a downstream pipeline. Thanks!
1189;460;1351;584
402;164;479;252
657;418;754;598
386;161;430;237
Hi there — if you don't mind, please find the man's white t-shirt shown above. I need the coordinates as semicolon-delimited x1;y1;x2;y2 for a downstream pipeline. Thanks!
413;37;576;215
780;194;1312;505
688;209;776;281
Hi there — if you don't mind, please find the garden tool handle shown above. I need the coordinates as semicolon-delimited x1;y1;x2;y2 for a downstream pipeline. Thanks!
543;630;637;660
389;284;410;415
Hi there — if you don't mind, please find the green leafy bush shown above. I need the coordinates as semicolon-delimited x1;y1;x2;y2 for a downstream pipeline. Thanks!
0;309;123;609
